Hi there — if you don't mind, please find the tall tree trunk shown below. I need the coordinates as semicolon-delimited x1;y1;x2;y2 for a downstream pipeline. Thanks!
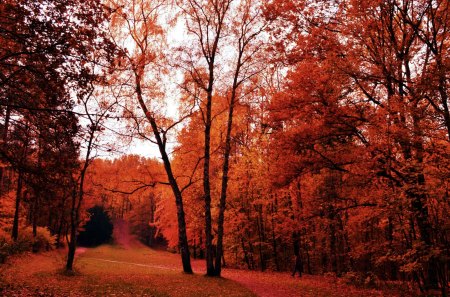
0;104;11;194
56;196;67;248
199;233;204;259
257;205;266;271
66;124;93;271
241;237;251;269
66;189;77;271
11;171;23;241
32;192;39;238
193;238;197;259
56;216;65;248
148;194;155;246
409;111;438;289
214;86;235;275
203;63;215;276
32;192;39;252
135;72;192;273
214;48;243;275
271;202;280;271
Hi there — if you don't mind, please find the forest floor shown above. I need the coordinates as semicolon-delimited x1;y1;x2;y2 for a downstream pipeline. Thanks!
0;221;415;296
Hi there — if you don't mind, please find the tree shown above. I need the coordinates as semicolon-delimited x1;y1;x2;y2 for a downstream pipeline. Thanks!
0;0;117;272
176;0;233;276
108;0;194;273
177;0;267;276
66;86;118;271
265;0;449;293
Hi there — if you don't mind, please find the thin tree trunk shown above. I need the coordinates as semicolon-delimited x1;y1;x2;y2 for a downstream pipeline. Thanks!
32;192;39;252
271;203;280;271
193;238;197;259
203;65;215;276
411;111;438;289
56;216;65;248
11;171;23;241
149;194;155;246
66;189;77;271
66;123;93;271
257;206;266;271
32;192;39;238
214;47;243;275
0;104;11;194
135;72;192;273
241;237;250;269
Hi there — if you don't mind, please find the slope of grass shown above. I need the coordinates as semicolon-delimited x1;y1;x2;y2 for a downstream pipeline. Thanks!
0;245;255;297
0;244;414;296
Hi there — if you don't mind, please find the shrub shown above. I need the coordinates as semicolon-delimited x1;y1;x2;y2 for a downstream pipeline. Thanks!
0;226;55;262
342;271;380;289
33;227;55;252
0;229;11;263
17;226;55;253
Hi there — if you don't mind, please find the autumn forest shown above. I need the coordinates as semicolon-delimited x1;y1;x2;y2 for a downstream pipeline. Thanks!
0;0;449;296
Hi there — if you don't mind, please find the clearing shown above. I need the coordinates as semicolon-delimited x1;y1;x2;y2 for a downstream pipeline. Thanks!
0;222;412;296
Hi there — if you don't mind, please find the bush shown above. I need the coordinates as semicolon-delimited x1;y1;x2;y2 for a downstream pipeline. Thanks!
0;229;11;263
342;271;380;289
30;227;55;252
0;226;55;263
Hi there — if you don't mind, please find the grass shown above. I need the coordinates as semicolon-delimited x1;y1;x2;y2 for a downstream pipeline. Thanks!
0;244;414;296
0;245;255;297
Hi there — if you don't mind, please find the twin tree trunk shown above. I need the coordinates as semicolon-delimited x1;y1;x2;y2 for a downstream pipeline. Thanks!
204;26;244;275
214;65;240;276
203;70;238;276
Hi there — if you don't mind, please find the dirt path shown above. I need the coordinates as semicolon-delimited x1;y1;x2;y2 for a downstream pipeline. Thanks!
222;269;301;297
83;257;180;271
112;219;143;249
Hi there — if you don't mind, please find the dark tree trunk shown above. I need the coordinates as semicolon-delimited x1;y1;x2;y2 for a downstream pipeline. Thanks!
203;70;215;276
271;221;279;271
66;189;77;271
0;104;11;194
193;238;197;259
199;233;204;259
56;198;67;248
135;73;192;273
56;217;65;248
215;55;242;275
410;111;438;290
241;237;251;269
257;206;266;271
148;194;155;246
11;171;23;241
32;193;39;238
